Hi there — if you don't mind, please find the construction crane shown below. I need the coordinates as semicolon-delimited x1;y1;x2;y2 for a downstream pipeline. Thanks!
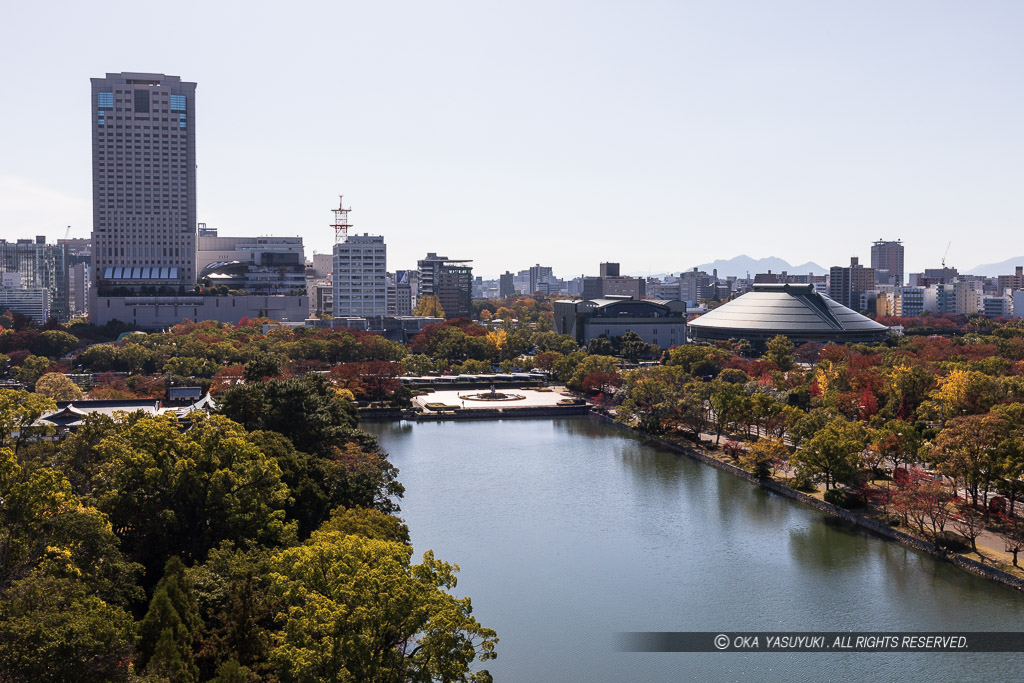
941;241;951;269
65;225;71;240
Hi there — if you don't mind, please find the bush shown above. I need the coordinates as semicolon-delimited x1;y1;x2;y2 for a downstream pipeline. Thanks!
791;470;817;492
934;531;970;553
722;439;743;461
823;488;865;509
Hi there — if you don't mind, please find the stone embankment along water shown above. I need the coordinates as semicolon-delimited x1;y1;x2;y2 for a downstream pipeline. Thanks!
590;410;1024;593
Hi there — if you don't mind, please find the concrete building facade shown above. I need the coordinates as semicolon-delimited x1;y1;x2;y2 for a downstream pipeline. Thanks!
95;294;308;329
0;237;71;321
870;239;905;286
499;271;515;299
997;266;1024;294
333;234;387;317
894;286;925;317
554;296;686;348
417;253;472;319
0;287;50;324
91;72;197;295
197;235;306;295
829;257;875;310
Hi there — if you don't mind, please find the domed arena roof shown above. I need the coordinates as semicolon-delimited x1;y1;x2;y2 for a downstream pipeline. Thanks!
688;283;889;344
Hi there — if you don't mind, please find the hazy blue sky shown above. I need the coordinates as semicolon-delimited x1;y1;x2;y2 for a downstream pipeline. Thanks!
2;1;1022;278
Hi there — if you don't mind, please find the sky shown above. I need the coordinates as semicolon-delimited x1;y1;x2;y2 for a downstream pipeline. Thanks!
1;1;1023;279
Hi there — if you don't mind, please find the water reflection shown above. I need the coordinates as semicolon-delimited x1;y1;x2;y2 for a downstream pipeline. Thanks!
787;516;874;573
361;416;1024;682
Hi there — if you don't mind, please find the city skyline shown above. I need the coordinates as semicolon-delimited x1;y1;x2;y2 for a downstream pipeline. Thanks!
3;2;1024;277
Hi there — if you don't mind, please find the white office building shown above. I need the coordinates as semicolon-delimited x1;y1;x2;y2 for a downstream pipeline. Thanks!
333;234;387;317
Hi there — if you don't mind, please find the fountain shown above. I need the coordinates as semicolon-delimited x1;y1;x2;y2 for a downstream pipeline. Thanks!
459;383;526;402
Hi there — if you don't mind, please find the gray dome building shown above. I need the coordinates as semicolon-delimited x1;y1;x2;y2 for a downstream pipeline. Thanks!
688;283;889;344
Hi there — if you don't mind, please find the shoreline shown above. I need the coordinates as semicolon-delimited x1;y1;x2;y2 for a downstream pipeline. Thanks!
358;405;1024;593
359;404;590;421
588;411;1024;594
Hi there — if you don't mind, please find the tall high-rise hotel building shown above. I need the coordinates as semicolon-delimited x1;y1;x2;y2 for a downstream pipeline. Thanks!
90;72;196;293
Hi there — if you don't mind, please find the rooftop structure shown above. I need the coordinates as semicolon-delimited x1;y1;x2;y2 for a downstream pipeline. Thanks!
688;283;889;344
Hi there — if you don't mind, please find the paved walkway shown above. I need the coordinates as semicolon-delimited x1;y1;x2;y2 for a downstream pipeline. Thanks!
412;387;571;411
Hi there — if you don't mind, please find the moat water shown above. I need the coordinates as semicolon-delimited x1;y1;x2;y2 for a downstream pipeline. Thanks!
362;417;1024;682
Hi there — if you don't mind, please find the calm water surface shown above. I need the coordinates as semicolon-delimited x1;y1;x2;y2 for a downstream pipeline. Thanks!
362;418;1024;682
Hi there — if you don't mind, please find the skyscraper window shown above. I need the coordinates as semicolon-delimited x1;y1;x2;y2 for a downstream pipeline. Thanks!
134;90;150;113
91;72;196;298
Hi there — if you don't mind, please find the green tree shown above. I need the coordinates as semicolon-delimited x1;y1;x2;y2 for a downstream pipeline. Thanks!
0;573;136;683
34;372;83;401
532;331;579;355
218;374;363;457
871;419;923;477
763;335;795;371
617;330;655;361
243;353;285;383
673;380;713;441
0;390;56;451
587;336;614;356
190;543;277;678
741;438;789;478
93;413;293;577
617;370;676;434
789;407;835;447
665;345;728;377
38;329;78;358
931;412;1007;507
551;351;585;384
709;379;747;445
882;361;934;419
77;343;119;372
400;354;435;376
317;506;411;544
0;447;71;591
992;403;1024;514
270;534;497;682
791;417;868;490
13;354;50;386
566;355;619;392
138;556;201;682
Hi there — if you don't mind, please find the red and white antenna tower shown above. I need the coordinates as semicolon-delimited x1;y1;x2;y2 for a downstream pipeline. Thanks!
331;195;352;243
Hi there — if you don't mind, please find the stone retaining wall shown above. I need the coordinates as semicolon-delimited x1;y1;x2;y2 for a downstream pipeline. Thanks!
414;405;590;421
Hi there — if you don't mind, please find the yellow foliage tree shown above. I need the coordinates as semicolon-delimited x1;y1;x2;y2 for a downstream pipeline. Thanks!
486;329;508;358
34;373;83;402
412;295;445;318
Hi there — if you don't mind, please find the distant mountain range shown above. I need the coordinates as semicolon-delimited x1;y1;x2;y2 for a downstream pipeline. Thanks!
965;256;1024;277
680;255;827;278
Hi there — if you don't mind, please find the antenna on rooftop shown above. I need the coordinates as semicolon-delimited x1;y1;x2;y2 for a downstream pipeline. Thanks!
331;195;352;243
